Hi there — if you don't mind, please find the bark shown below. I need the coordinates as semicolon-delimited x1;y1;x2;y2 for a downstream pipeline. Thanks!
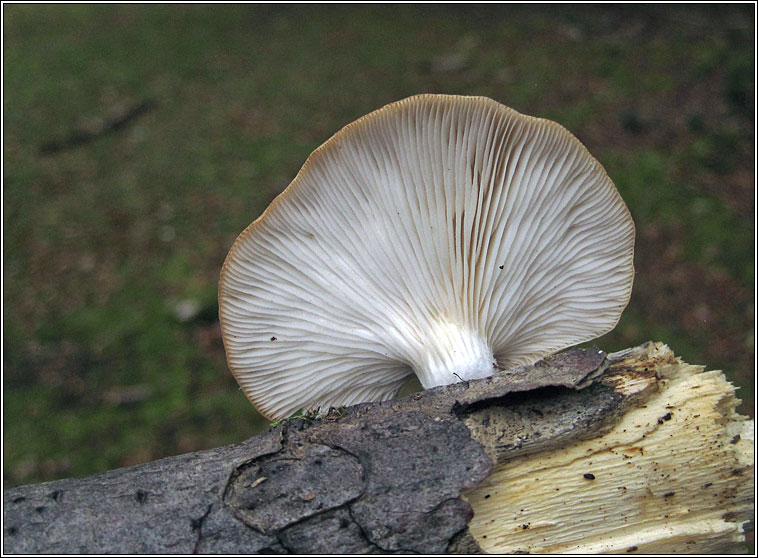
3;343;753;554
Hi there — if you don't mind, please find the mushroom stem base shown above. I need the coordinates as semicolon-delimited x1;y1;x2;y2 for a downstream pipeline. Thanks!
412;322;496;389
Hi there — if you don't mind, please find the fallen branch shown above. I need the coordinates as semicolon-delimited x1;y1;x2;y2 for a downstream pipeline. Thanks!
465;342;754;554
2;343;753;554
39;98;157;155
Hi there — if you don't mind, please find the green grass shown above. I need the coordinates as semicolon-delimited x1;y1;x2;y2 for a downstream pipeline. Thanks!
4;4;754;487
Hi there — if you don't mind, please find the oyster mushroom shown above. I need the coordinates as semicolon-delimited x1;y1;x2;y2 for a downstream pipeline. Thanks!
219;94;635;420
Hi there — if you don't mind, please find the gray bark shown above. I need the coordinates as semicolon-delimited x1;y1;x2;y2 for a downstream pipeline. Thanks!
4;346;641;554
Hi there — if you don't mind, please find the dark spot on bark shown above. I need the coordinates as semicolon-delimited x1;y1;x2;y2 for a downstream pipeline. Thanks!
583;473;595;480
7;527;18;536
136;490;148;504
522;524;529;530
48;490;63;501
627;546;638;552
484;494;491;499
270;336;277;341
730;434;741;444
191;504;213;553
498;265;504;269
12;497;25;504
35;506;46;514
191;504;213;532
662;412;672;421
664;492;675;498
704;482;713;488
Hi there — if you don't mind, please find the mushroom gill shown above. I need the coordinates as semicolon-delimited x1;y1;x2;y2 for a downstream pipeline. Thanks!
219;94;635;420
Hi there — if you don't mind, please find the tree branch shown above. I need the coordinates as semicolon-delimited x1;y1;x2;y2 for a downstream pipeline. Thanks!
3;343;752;554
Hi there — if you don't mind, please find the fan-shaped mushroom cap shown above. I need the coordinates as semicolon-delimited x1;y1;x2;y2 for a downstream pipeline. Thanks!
219;94;635;420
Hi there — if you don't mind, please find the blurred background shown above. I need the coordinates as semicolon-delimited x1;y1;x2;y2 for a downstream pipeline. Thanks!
3;4;754;488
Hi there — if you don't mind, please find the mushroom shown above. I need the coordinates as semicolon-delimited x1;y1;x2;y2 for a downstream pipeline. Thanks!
219;94;635;420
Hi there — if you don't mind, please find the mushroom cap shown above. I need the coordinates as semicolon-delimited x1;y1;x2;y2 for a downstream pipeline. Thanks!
219;94;635;420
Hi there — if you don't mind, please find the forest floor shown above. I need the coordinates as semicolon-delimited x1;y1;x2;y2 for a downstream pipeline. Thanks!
4;4;754;487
